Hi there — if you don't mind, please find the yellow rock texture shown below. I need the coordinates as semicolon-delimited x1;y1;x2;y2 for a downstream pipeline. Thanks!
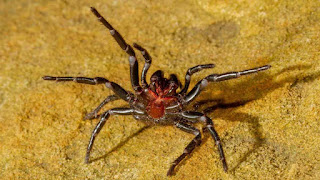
0;0;319;179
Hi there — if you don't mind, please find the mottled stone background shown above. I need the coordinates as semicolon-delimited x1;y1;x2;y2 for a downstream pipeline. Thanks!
0;0;319;179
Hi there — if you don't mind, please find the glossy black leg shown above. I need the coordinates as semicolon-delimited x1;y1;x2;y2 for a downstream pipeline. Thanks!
179;64;215;95
184;65;271;103
167;122;202;176
91;7;141;91
42;76;108;85
85;108;144;163
179;111;228;172
42;76;130;101
84;95;120;120
133;43;152;88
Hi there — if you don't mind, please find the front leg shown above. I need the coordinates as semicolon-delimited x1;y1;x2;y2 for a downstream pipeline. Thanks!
90;7;141;92
167;122;202;176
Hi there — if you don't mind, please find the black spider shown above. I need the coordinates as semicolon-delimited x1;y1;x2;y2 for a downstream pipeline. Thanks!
42;7;271;176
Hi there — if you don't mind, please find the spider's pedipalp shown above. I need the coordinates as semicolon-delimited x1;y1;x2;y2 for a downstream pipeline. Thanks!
179;64;215;95
133;43;152;88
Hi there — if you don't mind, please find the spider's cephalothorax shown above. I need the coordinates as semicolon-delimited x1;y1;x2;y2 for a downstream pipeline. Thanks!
142;71;179;118
43;7;271;176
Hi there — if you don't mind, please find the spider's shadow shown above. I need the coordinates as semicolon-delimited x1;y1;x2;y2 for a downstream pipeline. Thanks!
89;125;150;163
192;99;265;173
189;64;320;172
226;112;266;172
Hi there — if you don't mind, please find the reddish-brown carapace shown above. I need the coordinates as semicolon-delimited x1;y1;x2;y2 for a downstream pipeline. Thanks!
144;71;179;119
43;7;271;176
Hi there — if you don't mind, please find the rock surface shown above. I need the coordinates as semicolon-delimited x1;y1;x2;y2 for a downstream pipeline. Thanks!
0;0;319;179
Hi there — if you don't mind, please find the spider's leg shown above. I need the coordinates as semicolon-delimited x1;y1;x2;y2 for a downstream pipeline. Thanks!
167;122;201;176
179;64;215;95
84;95;119;120
91;7;141;92
85;108;144;163
184;65;271;103
179;111;228;172
133;43;152;88
42;76;130;102
42;76;108;85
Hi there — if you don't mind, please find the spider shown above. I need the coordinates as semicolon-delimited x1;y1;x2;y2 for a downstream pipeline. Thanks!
43;7;271;176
